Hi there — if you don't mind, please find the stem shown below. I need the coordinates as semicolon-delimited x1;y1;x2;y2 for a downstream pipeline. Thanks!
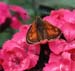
32;43;51;71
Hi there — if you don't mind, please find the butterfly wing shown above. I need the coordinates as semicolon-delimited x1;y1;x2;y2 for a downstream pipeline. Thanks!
43;21;61;40
26;22;40;44
26;17;61;44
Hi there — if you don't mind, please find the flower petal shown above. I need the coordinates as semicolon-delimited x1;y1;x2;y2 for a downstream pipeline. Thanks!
48;39;67;54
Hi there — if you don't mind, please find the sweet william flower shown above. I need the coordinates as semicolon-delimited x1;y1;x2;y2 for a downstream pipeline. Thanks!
64;40;75;70
19;24;30;32
9;5;30;20
1;24;40;71
44;39;75;71
12;24;30;44
43;9;70;29
61;23;75;41
43;9;75;41
12;24;40;56
2;40;30;71
12;24;40;69
0;2;30;31
10;16;22;30
48;39;67;54
0;2;11;32
43;53;71;71
0;50;4;71
0;2;11;25
9;5;30;30
2;39;40;71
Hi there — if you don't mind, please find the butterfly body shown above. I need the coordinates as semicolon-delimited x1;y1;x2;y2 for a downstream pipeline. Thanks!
26;17;61;44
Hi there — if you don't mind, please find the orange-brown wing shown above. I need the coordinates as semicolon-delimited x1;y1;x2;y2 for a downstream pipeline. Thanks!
43;21;61;40
26;22;39;44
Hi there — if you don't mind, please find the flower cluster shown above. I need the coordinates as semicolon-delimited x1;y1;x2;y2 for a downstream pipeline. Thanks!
1;3;75;71
0;25;40;71
0;2;30;32
43;9;75;41
43;9;75;71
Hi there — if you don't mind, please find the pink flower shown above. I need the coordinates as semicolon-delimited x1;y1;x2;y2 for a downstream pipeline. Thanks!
9;5;30;30
43;9;75;41
43;16;63;29
0;50;4;71
19;24;30;32
12;24;30;43
48;39;67;54
61;23;75;41
49;9;73;25
0;2;30;30
2;40;29;71
2;39;40;71
43;53;71;71
9;5;30;20
64;41;75;66
44;39;75;71
63;12;75;24
43;9;70;29
10;16;22;30
0;2;11;25
12;24;40;60
12;25;40;69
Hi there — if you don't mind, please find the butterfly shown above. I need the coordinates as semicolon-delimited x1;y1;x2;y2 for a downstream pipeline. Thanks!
26;16;61;44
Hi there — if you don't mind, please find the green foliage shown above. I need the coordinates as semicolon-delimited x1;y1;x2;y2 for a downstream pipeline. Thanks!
0;32;11;47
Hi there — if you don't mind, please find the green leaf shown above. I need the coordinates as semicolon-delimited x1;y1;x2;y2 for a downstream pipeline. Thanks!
0;32;11;47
